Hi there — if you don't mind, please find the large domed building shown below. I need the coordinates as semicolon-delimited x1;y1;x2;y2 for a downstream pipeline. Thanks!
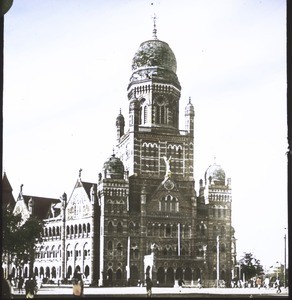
96;26;237;287
4;23;236;288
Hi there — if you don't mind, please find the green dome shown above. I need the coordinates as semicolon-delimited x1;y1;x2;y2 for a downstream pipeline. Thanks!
103;154;124;179
205;162;226;185
132;39;177;73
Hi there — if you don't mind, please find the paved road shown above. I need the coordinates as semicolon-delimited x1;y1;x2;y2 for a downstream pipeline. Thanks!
12;286;289;298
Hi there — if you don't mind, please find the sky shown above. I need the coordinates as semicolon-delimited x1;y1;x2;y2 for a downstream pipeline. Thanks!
2;0;288;270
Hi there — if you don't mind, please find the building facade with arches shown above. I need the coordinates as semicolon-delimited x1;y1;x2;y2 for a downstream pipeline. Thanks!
2;25;236;288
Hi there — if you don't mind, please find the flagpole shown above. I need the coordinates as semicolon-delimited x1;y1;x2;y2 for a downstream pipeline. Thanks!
127;236;130;281
178;223;181;256
217;235;220;288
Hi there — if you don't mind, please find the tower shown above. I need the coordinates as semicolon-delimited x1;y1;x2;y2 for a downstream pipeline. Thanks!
98;20;235;287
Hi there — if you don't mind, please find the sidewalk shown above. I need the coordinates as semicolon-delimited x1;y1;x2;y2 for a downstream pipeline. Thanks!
12;286;289;298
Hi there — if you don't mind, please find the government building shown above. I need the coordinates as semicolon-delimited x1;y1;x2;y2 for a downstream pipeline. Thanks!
2;23;237;288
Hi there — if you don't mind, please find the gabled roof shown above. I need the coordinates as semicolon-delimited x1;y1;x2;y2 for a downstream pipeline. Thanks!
82;181;97;199
2;172;16;210
21;195;60;220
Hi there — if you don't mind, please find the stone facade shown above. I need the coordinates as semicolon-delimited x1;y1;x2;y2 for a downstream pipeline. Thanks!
2;31;236;288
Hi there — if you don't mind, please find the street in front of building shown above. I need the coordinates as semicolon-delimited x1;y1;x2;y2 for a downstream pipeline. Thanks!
11;285;289;298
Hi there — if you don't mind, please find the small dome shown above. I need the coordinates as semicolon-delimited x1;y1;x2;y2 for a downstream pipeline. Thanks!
116;111;125;126
132;39;177;73
103;154;124;179
205;162;226;185
185;97;194;115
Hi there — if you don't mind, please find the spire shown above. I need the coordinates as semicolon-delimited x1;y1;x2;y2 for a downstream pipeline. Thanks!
152;13;158;39
189;96;191;104
79;168;82;179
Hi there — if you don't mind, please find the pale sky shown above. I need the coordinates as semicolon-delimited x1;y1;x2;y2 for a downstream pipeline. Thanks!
3;0;287;270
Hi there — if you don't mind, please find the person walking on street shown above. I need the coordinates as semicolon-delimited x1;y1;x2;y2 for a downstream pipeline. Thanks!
256;277;262;289
145;276;153;297
25;277;36;298
197;278;202;289
18;276;24;293
178;278;184;292
275;279;281;294
72;266;84;297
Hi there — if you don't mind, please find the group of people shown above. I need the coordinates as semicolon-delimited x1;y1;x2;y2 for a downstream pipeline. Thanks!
1;272;38;299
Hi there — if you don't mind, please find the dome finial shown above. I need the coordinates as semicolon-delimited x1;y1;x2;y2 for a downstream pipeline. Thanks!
152;13;158;39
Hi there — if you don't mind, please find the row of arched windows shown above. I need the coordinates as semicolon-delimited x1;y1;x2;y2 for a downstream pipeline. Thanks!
107;221;140;235
159;195;179;212
213;225;227;237
43;223;91;238
147;223;191;238
212;207;228;219
209;194;230;201
107;199;126;214
37;245;62;259
66;223;91;236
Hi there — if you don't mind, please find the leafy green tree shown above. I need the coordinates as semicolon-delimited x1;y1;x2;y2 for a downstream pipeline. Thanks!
238;252;264;281
2;209;43;277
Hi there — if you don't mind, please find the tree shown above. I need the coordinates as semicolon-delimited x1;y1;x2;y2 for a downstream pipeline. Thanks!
2;209;43;277
238;252;264;281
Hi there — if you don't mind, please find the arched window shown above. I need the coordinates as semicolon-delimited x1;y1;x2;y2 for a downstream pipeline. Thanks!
117;243;122;253
108;221;113;234
147;223;153;236
129;222;135;234
166;224;171;237
117;222;123;234
116;269;122;281
220;243;226;252
108;241;113;251
154;224;159;236
143;106;148;124
156;105;165;124
221;226;226;237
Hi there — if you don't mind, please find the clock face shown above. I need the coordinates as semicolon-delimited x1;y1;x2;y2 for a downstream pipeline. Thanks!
164;179;174;190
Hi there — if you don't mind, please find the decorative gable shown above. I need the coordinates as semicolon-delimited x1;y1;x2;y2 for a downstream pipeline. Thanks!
13;195;30;223
66;183;92;220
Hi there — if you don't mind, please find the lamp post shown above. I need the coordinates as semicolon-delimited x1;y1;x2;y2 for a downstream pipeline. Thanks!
284;230;287;288
275;261;280;280
216;235;220;288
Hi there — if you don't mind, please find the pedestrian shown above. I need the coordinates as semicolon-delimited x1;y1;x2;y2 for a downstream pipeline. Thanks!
18;276;24;293
25;277;36;298
72;266;84;297
197;278;202;289
264;277;270;289
256;277;261;289
178;278;184;292
145;276;153;297
275;279;281;294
